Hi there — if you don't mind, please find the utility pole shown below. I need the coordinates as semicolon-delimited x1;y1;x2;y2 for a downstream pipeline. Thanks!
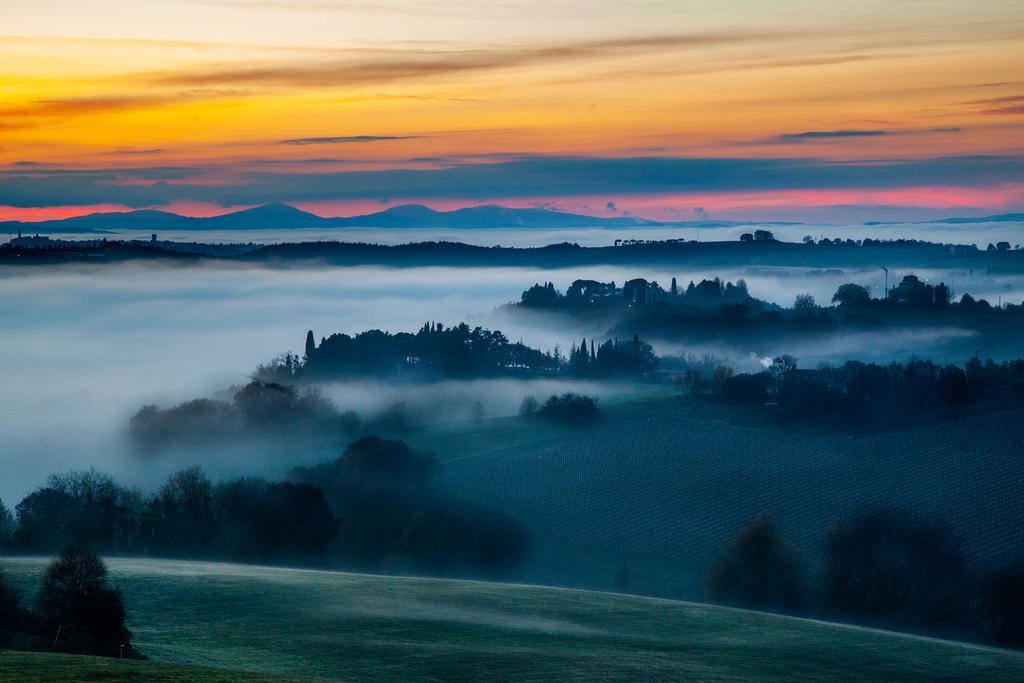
881;266;889;297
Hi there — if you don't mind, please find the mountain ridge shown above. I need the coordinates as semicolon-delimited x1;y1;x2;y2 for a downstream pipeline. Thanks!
1;203;663;233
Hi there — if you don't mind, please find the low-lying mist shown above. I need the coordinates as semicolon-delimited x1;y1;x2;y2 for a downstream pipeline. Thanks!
0;261;645;502
1;258;1019;503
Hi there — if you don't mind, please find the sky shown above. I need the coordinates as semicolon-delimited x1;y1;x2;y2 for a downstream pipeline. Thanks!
2;0;1023;222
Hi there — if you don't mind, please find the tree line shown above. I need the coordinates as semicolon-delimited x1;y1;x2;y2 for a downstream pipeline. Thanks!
254;321;661;383
0;437;528;576
705;511;1024;649
681;356;1024;427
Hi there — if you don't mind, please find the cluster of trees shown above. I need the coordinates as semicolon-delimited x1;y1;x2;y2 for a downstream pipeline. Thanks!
517;277;756;312
685;356;1024;426
565;335;658;377
255;323;663;384
2;438;528;576
130;380;358;452
519;393;601;425
0;548;138;658
706;512;1024;648
291;437;529;574
6;469;338;564
275;322;560;381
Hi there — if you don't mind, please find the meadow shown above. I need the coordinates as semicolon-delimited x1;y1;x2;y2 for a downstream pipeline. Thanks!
402;395;1024;596
2;557;1022;682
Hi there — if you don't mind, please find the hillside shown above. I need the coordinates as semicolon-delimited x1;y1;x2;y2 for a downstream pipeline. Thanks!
402;397;1024;596
2;557;1021;681
0;651;305;683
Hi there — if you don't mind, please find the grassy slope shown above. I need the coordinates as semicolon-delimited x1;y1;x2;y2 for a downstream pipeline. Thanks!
3;557;1023;682
0;652;307;683
403;393;1024;596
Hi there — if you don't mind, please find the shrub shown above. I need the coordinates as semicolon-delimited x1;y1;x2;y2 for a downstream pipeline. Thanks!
35;548;134;658
980;561;1024;647
820;512;972;631
536;393;601;425
518;396;539;416
0;570;30;646
706;515;805;611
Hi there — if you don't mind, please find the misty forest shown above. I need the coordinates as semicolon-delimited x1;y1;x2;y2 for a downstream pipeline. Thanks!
4;1;1024;680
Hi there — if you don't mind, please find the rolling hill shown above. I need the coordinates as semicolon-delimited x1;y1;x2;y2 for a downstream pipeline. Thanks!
0;651;304;683
1;557;1021;681
401;397;1024;596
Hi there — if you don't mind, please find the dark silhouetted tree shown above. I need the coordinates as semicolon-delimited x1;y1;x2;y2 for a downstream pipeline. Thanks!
518;396;538;416
0;570;30;646
254;482;339;561
304;329;316;362
13;470;141;552
0;498;14;547
980;561;1024;648
536;393;600;425
35;548;133;658
832;283;871;308
706;515;805;611
793;294;817;312
820;512;972;632
143;466;216;556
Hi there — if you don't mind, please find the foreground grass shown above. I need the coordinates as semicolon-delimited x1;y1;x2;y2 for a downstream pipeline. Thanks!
0;651;310;682
3;557;1023;681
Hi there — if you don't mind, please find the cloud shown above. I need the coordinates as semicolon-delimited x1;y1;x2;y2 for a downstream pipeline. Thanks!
276;135;419;146
962;94;1024;116
781;130;890;140
0;90;245;128
145;31;791;89
109;148;166;156
1;154;1022;208
766;127;961;144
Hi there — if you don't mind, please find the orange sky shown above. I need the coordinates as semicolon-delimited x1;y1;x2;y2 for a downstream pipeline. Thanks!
2;1;1023;220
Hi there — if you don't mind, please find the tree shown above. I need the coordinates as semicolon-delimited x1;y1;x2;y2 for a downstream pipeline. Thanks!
793;294;817;312
304;329;316;362
518;396;539;416
0;498;14;547
143;466;216;555
832;283;871;308
254;483;339;561
980;561;1024;647
35;548;133;658
820;512;971;630
706;515;805;611
536;393;600;425
0;570;29;646
13;471;141;552
769;355;797;380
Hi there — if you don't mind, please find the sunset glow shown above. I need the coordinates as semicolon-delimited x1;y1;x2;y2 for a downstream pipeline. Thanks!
2;0;1023;221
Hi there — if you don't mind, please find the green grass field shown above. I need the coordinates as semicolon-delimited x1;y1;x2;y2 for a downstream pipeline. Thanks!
0;651;306;682
3;557;1022;681
401;394;1024;597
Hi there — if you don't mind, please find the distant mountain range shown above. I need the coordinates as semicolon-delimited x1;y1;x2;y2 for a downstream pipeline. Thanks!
0;203;673;233
2;204;1020;234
